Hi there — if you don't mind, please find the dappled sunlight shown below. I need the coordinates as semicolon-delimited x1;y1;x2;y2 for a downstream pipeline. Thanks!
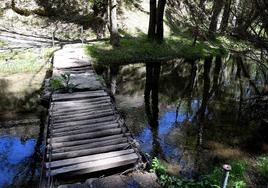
207;141;246;160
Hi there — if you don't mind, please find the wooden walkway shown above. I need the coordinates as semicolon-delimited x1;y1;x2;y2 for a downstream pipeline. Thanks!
40;45;142;187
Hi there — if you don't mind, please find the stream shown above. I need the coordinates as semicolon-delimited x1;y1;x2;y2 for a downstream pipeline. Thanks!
0;113;45;187
97;55;268;177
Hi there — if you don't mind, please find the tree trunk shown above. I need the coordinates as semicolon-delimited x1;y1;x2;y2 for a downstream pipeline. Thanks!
220;0;232;33
109;0;119;46
208;0;224;39
156;0;166;43
148;0;157;40
199;0;206;12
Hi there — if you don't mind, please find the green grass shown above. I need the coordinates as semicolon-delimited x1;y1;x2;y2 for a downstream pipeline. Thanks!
150;158;250;188
0;48;54;75
256;156;268;181
85;35;231;65
0;40;6;48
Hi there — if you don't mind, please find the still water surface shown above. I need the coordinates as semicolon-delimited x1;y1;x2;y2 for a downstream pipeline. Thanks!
0;114;44;188
98;57;267;177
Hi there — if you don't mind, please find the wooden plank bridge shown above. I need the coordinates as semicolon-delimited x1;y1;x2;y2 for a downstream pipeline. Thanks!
40;45;143;187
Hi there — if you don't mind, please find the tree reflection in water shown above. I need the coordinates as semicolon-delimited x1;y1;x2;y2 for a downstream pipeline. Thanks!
144;62;164;158
98;55;267;177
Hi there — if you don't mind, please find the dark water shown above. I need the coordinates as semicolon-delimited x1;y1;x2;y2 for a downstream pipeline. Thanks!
0;114;44;188
97;56;268;177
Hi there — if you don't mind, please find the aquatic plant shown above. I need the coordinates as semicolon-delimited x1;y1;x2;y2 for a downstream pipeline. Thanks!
49;73;78;93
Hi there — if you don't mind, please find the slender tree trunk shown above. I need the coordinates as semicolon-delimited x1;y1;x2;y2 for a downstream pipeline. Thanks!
156;0;166;43
148;0;157;40
151;62;161;119
231;0;240;27
199;0;206;12
109;0;119;46
208;0;224;39
145;63;153;119
220;0;232;33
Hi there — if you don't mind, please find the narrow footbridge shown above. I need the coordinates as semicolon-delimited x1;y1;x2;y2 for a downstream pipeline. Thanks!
40;45;143;187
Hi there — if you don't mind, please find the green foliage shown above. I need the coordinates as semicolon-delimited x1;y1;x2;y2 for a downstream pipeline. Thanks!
49;73;78;92
86;35;227;65
217;36;253;52
150;158;248;188
256;156;268;181
150;157;167;176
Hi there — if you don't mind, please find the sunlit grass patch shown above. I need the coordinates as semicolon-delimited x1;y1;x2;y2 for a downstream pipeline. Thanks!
86;35;227;65
0;40;6;48
0;48;54;75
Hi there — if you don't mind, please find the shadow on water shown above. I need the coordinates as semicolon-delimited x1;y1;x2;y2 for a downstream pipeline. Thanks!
97;54;268;177
0;70;49;187
0;111;46;187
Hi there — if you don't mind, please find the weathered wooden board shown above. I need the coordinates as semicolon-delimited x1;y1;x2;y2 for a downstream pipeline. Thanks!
48;128;125;143
47;134;130;149
52;137;128;153
53;108;114;121
52;123;119;136
52;91;107;102
51;115;117;127
48;143;129;160
46;149;135;169
51;110;115;124
49;153;138;176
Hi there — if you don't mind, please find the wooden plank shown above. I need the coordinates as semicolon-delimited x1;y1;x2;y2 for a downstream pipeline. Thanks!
52;101;112;110
52;90;107;101
52;106;113;117
48;128;124;143
53;90;105;98
53;108;113;121
57;64;92;70
52;93;108;102
55;70;94;74
51;121;118;133
52;102;112;113
52;96;110;105
52;102;112;114
48;134;130;149
52;96;111;106
60;67;92;71
52;110;115;124
52;137;128;153
51;115;116;127
52;123;119;136
46;149;135;169
55;63;92;69
49;153;138;176
48;143;129;160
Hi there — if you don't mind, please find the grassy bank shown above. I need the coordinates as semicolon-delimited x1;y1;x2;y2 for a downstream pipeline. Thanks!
0;48;55;114
86;34;251;65
151;156;268;188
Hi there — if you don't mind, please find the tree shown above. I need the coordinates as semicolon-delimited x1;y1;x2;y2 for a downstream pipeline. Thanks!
148;0;167;43
109;0;119;46
208;0;224;39
220;0;232;33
